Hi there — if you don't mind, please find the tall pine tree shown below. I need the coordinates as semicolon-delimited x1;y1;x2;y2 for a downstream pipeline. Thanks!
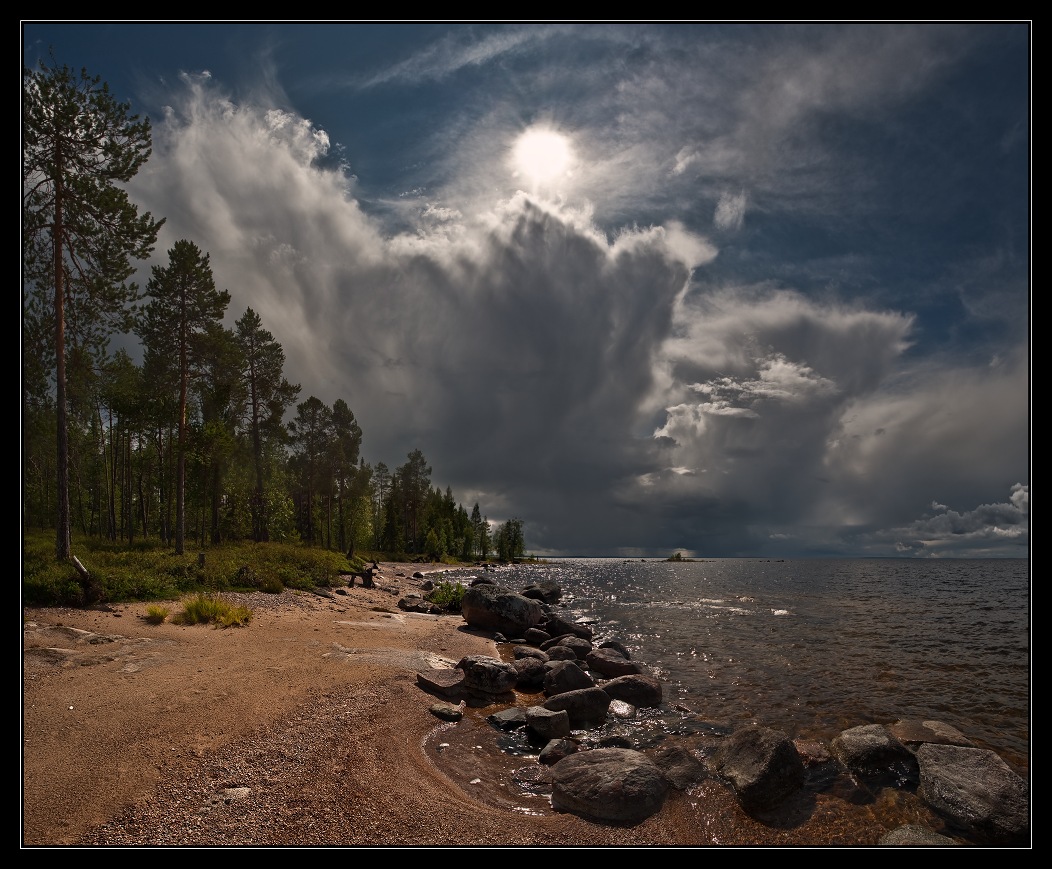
140;240;230;555
23;57;163;565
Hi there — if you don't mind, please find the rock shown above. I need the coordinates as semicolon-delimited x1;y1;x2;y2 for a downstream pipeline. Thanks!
541;614;593;642
597;639;631;659
879;824;959;846
511;656;547;691
710;724;805;812
887;719;976;749
600;673;663;708
526;705;571;740
831;723;919;785
551;636;593;659
542;686;611;729
519;580;562;604
415;668;465;698
543;659;595;697
550;747;669;824
539;738;579;766
460;584;544;637
523;627;552;646
428;702;464;722
916;743;1029;845
487;707;527;730
651;743;707;790
456;654;518;695
585;647;647;677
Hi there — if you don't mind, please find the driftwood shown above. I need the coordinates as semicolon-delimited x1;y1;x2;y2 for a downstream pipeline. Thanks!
71;556;90;581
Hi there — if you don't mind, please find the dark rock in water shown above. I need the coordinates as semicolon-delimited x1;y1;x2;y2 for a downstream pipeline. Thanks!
541;613;593;642
523;627;552;646
511;656;547;691
526;705;571;741
600;673;663;708
597;639;631;660
916;743;1029;845
520;580;562;604
539;738;579;766
543;659;596;697
711;724;805;813
544;645;580;662
586;647;647;677
487;707;528;730
461;584;544;637
552;635;593;659
887;719;977;749
831;723;919;786
550;747;669;824
543;686;611;729
512;645;548;661
879;824;959;846
651;743;707;790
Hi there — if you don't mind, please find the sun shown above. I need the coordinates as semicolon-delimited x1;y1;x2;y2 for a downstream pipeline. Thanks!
511;128;574;187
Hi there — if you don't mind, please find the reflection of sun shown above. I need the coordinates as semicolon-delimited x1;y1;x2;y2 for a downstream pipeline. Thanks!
512;127;573;187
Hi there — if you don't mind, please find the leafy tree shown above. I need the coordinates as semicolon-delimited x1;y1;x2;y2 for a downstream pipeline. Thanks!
397;449;432;553
494;518;525;563
23;56;164;563
140;240;230;554
234;307;299;542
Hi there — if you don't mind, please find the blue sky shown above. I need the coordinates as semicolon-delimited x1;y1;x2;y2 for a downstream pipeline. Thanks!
21;22;1030;558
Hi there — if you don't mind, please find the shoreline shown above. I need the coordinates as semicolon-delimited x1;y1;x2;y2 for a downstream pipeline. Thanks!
21;562;993;847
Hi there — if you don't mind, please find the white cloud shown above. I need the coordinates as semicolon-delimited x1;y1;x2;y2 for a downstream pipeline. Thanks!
714;190;747;231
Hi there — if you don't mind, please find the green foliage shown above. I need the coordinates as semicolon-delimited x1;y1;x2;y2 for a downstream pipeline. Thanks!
21;529;360;607
172;593;252;628
426;580;466;612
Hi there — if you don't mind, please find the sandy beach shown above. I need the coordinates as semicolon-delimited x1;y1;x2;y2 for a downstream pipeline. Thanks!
22;562;952;848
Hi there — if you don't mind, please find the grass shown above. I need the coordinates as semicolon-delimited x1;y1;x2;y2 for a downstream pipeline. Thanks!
22;529;368;608
172;593;252;628
143;604;170;625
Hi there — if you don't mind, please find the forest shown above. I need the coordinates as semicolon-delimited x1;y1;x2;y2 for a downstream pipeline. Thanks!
22;57;527;583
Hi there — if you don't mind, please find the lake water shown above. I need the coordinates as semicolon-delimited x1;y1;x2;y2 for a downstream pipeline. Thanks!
425;557;1030;844
503;557;1030;777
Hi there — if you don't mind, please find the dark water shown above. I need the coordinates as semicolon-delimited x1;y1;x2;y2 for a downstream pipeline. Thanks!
505;557;1030;777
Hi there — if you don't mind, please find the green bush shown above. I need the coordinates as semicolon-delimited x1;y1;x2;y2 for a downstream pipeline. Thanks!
426;580;466;612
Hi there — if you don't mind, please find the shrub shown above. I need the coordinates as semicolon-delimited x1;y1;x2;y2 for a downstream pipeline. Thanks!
172;594;252;628
143;604;169;624
426;580;466;612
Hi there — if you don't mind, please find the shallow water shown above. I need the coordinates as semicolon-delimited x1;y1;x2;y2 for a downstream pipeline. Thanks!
425;557;1029;844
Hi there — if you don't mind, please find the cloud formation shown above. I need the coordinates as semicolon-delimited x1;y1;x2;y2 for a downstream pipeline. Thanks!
76;23;1026;558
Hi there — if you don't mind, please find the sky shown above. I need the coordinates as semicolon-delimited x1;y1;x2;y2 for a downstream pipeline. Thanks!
21;22;1030;558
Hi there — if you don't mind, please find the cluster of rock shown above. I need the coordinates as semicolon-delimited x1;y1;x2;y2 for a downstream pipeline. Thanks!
411;574;1029;846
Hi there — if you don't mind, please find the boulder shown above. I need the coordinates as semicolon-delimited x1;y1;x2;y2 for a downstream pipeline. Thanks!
600;673;663;708
711;724;805;812
831;723;918;785
456;654;518;695
526;705;571;741
460;584;544;637
585;647;647;677
916;743;1029;845
542;686;611;729
543;659;596;697
550;747;669;824
879;824;958;846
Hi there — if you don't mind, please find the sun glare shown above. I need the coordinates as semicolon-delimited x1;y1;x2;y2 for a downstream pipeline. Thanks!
511;128;573;187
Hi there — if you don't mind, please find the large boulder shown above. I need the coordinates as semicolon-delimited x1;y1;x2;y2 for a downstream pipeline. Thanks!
550;747;669;824
710;725;805;812
543;659;595;697
456;654;518;695
600;673;663;708
586;647;647;678
916;743;1029;845
541;614;593;642
831;723;919;785
460;584;544;637
542;686;611;729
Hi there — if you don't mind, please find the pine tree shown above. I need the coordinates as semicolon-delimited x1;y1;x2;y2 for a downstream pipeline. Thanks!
234;307;300;542
23;56;164;564
140;240;230;554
